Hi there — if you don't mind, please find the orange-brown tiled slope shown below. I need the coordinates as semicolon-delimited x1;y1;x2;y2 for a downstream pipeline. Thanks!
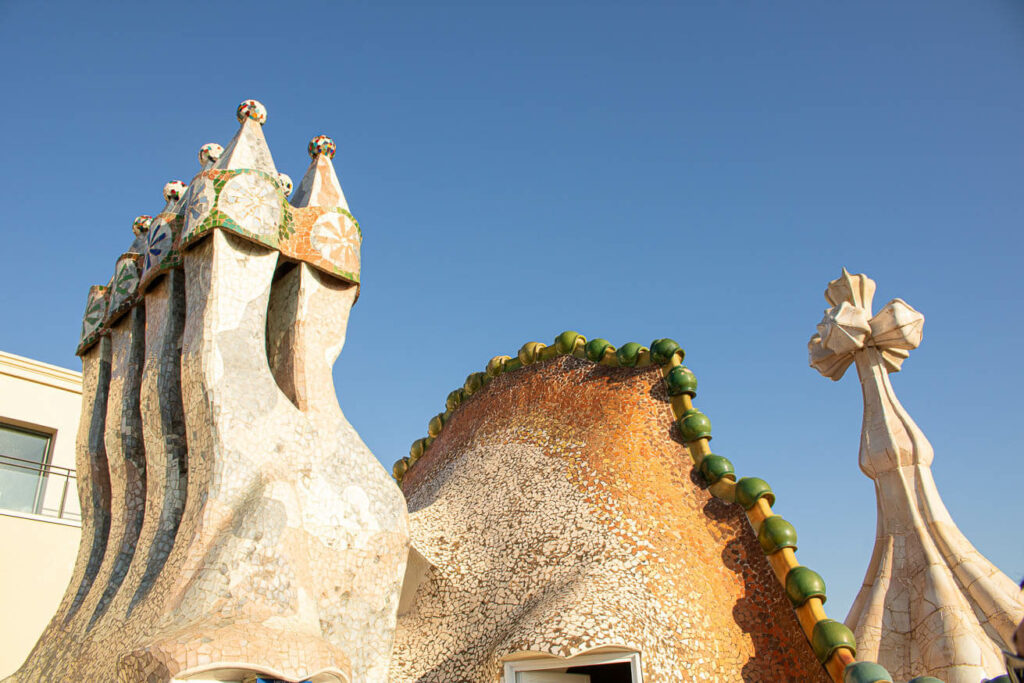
394;355;830;682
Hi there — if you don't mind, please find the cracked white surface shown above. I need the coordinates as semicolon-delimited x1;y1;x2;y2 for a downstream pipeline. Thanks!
810;270;1024;682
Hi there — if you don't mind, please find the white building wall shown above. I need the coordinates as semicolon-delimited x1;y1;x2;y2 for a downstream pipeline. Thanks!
0;350;82;678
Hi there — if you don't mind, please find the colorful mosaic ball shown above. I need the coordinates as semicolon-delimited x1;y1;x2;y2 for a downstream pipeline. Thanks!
308;134;337;159
236;99;268;125
277;172;293;196
163;180;188;203
198;142;224;166
132;215;153;237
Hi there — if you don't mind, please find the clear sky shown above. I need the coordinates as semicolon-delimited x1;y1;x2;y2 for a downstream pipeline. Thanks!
1;1;1022;619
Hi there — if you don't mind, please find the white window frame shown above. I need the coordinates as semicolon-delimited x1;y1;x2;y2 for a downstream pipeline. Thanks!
503;651;643;683
0;420;54;516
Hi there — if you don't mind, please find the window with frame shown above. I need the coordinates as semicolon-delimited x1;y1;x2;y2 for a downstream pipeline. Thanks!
0;422;54;515
503;651;642;683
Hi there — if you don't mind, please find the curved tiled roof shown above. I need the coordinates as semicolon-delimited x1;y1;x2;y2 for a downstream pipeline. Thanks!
395;330;904;683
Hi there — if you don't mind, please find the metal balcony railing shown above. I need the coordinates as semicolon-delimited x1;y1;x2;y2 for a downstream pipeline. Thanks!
0;453;79;522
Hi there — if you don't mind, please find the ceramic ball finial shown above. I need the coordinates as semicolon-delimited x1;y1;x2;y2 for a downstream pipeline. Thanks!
308;135;336;160
198;142;224;166
277;172;293;196
163;180;188;203
236;99;268;125
132;215;153;237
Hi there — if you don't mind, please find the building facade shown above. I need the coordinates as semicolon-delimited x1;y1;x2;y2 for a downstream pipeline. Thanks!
0;350;82;678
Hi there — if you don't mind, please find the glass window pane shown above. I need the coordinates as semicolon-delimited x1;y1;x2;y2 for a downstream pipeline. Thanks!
0;424;51;513
0;424;49;463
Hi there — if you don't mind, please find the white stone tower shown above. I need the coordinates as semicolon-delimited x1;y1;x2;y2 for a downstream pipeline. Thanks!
809;269;1023;683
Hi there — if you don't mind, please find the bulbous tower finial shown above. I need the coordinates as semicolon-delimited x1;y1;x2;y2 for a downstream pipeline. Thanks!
198;143;223;167
277;172;293;196
162;180;187;204
131;215;153;237
308;134;337;159
236;99;267;125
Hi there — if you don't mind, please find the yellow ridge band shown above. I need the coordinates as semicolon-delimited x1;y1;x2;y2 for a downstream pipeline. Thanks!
768;548;799;581
708;478;736;502
826;647;856;682
796;597;825;638
661;356;683;375
688;438;711;463
745;497;774;533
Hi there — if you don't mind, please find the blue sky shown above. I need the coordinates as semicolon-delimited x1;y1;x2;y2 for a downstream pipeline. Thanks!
1;1;1022;619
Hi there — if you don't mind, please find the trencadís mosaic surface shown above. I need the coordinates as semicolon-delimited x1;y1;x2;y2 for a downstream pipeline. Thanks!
392;346;833;682
16;100;405;683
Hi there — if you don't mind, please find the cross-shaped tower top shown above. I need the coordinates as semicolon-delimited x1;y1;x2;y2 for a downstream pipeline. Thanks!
808;269;1022;682
809;268;923;381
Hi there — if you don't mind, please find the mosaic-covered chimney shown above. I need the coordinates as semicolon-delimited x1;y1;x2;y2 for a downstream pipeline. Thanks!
8;100;409;683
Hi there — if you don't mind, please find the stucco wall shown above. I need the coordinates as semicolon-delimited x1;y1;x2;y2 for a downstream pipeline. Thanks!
0;514;80;677
0;350;83;677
